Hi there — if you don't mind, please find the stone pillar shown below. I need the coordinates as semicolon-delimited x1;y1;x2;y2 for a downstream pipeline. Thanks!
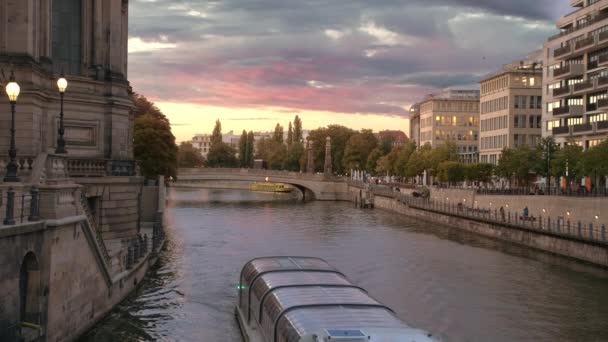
306;139;314;174
324;136;332;176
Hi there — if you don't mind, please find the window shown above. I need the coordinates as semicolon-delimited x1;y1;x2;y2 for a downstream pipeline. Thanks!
547;120;561;130
52;0;82;75
514;115;520;128
536;115;542;129
537;96;542;109
590;113;608;122
529;115;535;129
567;117;583;126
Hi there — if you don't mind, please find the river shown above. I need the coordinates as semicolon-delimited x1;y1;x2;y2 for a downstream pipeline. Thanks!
81;188;608;342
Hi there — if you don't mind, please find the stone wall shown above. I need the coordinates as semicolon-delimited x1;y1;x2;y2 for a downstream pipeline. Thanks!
78;177;144;239
369;192;608;267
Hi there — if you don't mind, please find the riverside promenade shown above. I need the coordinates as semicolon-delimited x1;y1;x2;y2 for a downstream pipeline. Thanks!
347;181;608;267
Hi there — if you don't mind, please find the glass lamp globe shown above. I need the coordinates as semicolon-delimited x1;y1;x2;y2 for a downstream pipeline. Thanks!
6;81;20;102
57;77;68;93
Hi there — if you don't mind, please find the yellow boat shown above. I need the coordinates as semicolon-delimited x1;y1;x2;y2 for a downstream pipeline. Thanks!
249;182;292;193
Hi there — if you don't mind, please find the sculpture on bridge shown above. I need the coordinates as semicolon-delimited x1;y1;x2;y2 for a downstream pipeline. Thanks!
306;138;315;174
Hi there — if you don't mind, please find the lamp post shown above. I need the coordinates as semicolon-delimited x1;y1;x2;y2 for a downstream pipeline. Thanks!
4;71;20;182
55;75;68;154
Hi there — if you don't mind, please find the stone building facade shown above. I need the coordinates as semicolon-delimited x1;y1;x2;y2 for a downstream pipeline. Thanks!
0;0;140;240
0;1;165;341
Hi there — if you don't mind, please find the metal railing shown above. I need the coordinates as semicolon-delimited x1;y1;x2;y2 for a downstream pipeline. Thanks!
371;189;608;245
67;158;138;177
475;186;608;197
0;187;40;226
177;167;345;182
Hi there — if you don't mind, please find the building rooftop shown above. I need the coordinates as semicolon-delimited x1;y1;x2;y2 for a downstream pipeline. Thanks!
480;50;543;82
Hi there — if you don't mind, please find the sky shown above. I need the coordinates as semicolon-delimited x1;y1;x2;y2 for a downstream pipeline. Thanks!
128;0;572;142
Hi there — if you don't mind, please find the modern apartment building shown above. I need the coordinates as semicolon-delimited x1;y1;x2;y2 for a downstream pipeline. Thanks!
543;0;608;148
419;89;480;163
479;54;543;165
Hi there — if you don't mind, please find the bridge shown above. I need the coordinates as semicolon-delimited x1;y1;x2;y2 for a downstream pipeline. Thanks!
175;168;349;201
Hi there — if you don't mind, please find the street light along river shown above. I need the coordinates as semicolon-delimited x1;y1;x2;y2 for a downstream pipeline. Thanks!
81;188;608;342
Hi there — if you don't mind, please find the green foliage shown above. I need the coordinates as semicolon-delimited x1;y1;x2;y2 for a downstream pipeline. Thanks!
496;146;539;185
376;147;401;175
366;148;383;174
394;142;416;177
256;138;287;170
293;115;303;143
177;142;204;168
405;144;432;178
211;119;222;145
379;135;395;155
342;130;378;171
283;142;305;171
134;114;177;179
287;122;294;146
437;161;465;184
550;142;584;180
246;131;255;167
206;119;237;167
579;140;608;179
533;137;558;177
239;130;253;168
428;141;459;175
273;123;284;143
307;125;356;174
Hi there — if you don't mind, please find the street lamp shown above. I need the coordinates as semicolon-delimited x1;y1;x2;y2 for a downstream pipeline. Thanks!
4;71;20;182
55;75;68;154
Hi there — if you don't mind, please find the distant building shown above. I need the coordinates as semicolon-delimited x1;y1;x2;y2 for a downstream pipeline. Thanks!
409;103;421;146
542;0;608;148
191;134;212;159
419;89;480;163
479;52;543;165
375;130;409;147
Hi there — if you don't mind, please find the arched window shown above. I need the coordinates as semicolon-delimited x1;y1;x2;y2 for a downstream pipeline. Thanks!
20;252;41;325
52;0;82;74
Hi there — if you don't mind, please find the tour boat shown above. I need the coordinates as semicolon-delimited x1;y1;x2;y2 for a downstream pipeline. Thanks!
235;256;440;342
249;182;293;193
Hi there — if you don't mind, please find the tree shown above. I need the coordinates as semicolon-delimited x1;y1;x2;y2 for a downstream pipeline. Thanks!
211;119;222;145
246;131;255;168
366;148;383;174
342;130;378;171
132;93;177;180
293;115;303;143
428;141;459;175
273;123;284;143
287;122;294;146
394;142;416;177
551;142;583;182
496;146;539;186
283;142;305;171
307;125;356;174
580;140;608;188
405;144;433;178
533;137;558;181
379;135;395;155
177;142;204;168
206;119;238;167
239;130;249;167
437;161;465;185
134;114;178;179
256;137;286;170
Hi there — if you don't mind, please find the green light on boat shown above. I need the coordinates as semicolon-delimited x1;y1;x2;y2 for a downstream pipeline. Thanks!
236;284;247;290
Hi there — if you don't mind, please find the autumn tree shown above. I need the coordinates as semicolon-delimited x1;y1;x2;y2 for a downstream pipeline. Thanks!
177;142;204;168
342;130;378;171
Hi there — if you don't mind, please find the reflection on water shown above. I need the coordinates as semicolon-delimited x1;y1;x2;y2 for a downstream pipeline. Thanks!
81;188;608;342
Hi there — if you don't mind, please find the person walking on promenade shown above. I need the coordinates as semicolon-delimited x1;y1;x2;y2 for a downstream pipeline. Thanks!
500;206;505;222
523;206;529;219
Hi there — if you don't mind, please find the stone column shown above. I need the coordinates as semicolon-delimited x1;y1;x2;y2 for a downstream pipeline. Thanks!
306;139;314;174
324;136;332;176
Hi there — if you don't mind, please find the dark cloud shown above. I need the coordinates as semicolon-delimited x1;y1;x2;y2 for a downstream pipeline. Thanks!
128;0;572;116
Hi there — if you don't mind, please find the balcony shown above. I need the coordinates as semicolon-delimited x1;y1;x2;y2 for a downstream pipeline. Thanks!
67;159;138;177
572;123;593;133
600;30;608;45
573;80;594;93
554;44;572;59
552;126;570;135
553;86;572;98
552;64;584;80
574;35;595;53
553;104;584;117
549;11;608;42
599;54;608;67
597;120;608;131
598;98;608;110
597;76;608;89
